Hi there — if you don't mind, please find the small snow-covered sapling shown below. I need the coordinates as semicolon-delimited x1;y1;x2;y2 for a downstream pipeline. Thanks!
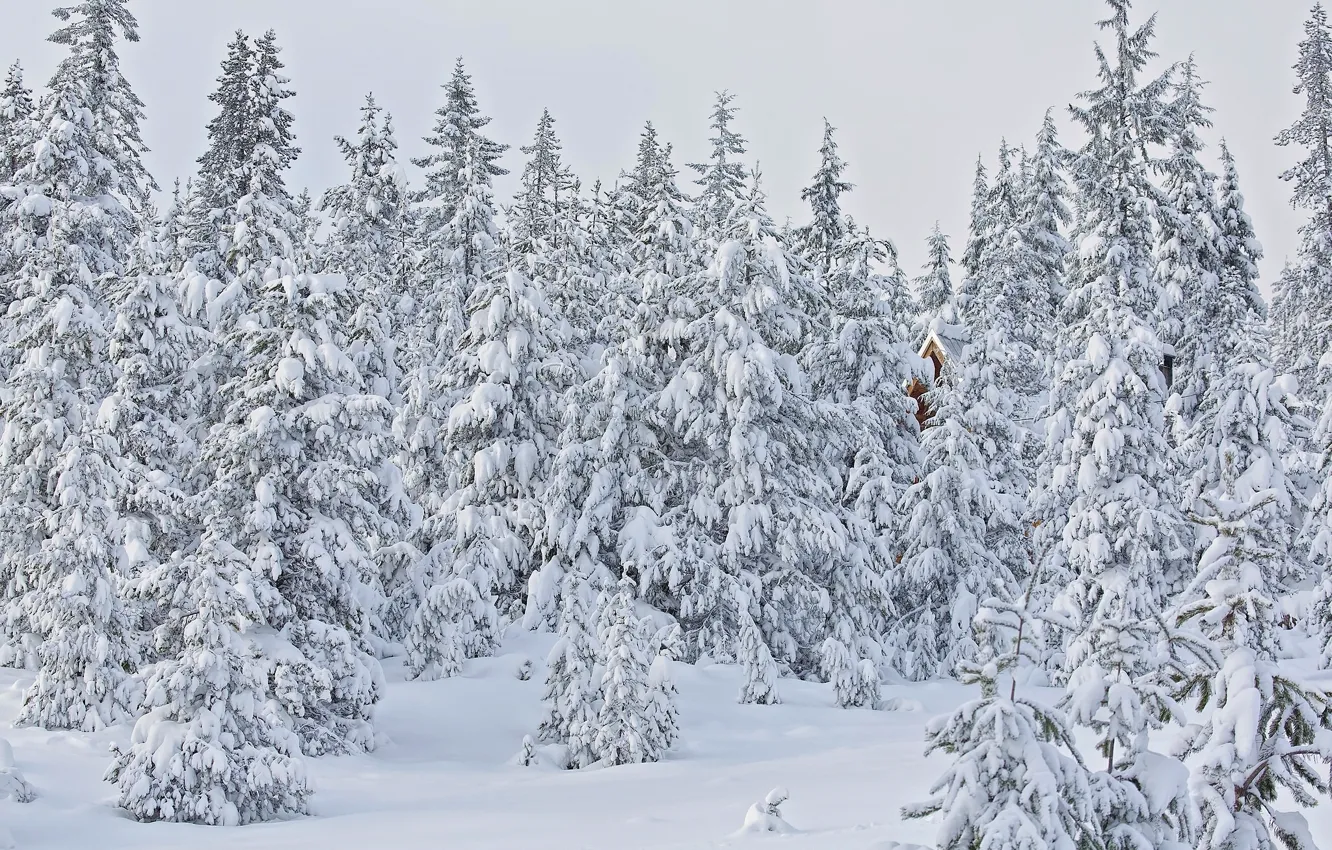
739;786;795;834
0;739;34;803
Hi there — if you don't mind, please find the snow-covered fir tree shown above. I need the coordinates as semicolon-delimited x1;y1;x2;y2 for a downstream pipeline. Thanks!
1275;3;1332;408
414;57;508;239
794;118;852;274
317;93;411;402
0;61;33;187
104;232;207;596
153;178;205;275
15;410;138;731
403;258;560;666
393;137;505;644
1014;109;1071;364
538;569;600;768
214;29;301;289
194;30;299;285
510;108;575;258
409;57;507;357
655;169;854;672
592;572;671;766
904;589;1101;850
107;538;312;825
1033;9;1205;846
735;597;780;706
912;223;953;326
959;157;992;283
528;129;697;634
890;330;1026;682
1034;0;1183;638
689;91;748;247
801;224;924;691
0;0;153;670
1155;57;1226;416
191;259;404;755
1182;143;1307;597
1175;460;1332;849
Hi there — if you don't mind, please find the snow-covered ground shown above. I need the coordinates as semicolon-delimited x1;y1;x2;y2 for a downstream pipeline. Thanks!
1;631;1330;850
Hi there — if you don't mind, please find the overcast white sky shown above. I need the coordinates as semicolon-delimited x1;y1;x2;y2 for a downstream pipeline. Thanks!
0;0;1317;285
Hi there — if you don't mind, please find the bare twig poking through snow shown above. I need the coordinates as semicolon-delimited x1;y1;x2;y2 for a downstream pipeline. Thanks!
738;787;795;835
0;739;34;803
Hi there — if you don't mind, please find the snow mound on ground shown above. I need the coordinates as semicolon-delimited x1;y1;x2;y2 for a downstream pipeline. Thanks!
737;786;795;835
880;697;923;712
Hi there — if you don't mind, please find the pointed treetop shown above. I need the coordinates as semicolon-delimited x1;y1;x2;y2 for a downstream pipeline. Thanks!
797;118;854;271
690;90;749;241
914;223;953;316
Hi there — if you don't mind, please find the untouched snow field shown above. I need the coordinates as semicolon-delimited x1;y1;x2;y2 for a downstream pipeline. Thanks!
1;630;1330;850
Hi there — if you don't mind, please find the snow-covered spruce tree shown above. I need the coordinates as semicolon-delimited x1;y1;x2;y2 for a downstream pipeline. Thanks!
104;232;208;601
0;61;33;187
1037;8;1202;846
801;225;924;693
393;138;505;645
1182;143;1307;595
403;258;560;667
1175;474;1332;848
527;131;696;633
645;651;680;754
107;539;311;825
414;57;508;240
1308;341;1332;647
1016;109;1072;364
188;28;307;452
956;141;1021;338
794;118;852;275
152;178;206;276
317;93;411;403
591;573;664;766
217;29;300;287
528;314;662;632
625;123;697;284
195;31;254;220
15;412;138;731
510;108;576;258
1154;57;1227;418
890;330;1025;682
523;154;602;354
538;569;601;768
408;57;507;361
0;60;35;307
912;223;953;327
0;0;153;667
904;586;1100;850
1275;3;1332;409
736;595;780;706
688;91;748;248
193;31;299;286
655;169;850;671
959;156;992;283
961;139;1048;411
194;260;403;756
1032;0;1182;637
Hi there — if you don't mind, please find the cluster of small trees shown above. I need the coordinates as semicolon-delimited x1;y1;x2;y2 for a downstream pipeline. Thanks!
3;0;1332;839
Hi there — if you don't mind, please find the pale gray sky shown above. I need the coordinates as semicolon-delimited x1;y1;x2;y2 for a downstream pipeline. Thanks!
0;0;1317;285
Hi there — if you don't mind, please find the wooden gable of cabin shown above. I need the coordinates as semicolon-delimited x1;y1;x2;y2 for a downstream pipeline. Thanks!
908;329;967;427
